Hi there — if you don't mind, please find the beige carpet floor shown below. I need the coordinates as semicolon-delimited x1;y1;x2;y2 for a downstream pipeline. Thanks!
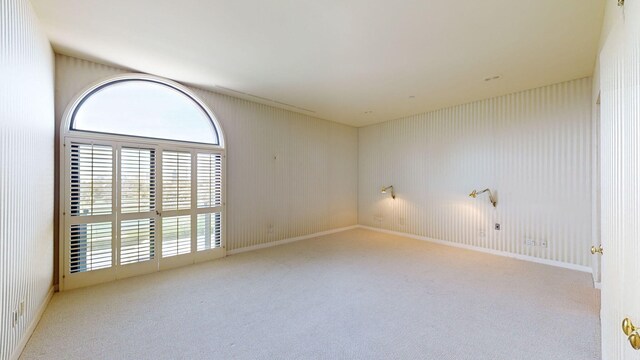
21;228;601;359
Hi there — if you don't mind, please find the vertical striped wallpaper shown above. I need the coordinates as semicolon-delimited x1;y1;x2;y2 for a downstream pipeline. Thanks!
0;0;54;359
54;55;358;256
359;78;594;268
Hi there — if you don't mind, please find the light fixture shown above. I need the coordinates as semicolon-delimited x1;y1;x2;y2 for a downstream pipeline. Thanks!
469;188;497;207
381;185;396;199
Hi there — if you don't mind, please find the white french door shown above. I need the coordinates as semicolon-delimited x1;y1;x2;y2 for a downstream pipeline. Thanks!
158;149;224;270
599;1;640;358
117;143;160;279
62;137;225;290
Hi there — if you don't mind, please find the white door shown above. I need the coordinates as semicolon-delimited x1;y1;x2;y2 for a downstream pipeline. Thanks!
157;148;225;270
621;0;640;357
600;1;640;358
116;144;160;279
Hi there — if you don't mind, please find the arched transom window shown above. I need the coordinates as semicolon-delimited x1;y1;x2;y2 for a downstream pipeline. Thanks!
61;74;225;290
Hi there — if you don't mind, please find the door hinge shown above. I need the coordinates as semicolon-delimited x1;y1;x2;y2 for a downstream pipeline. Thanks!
619;0;624;6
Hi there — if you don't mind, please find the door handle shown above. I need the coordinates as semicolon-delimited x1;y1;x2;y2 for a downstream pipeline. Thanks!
591;245;603;255
629;333;640;350
623;318;640;350
623;318;636;336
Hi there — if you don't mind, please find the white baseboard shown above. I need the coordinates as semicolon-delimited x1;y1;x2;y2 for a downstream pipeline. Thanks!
227;224;594;284
228;225;359;255
11;286;54;360
358;225;593;274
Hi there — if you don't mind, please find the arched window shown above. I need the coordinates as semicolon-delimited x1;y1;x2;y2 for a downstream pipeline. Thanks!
70;78;220;145
60;74;225;290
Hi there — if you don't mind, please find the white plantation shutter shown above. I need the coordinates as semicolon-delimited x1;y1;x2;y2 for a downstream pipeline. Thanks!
119;147;157;266
196;152;223;252
120;218;156;265
121;147;156;213
68;141;115;274
161;150;194;259
197;212;222;251
162;151;191;211
197;153;222;208
162;215;191;257
63;140;224;287
69;222;113;273
70;143;113;216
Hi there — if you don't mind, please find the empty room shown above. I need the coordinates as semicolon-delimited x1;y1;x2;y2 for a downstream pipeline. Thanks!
1;0;639;359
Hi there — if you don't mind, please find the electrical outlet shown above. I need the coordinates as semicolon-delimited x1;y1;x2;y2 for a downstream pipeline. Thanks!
525;238;549;248
19;301;25;316
494;223;501;230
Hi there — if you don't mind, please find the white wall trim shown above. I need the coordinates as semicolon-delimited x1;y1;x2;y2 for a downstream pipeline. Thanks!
228;225;359;255
10;286;54;360
358;225;594;274
228;224;596;284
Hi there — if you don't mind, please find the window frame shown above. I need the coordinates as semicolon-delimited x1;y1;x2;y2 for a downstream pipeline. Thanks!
59;74;226;290
63;73;225;148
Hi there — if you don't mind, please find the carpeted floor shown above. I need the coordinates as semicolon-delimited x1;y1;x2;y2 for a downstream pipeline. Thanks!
21;229;601;359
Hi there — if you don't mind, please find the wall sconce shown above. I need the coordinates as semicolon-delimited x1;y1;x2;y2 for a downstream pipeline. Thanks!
381;185;396;199
469;188;497;207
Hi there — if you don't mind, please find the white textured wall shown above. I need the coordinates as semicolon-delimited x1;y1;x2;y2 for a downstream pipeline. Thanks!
359;78;593;268
0;0;54;359
54;55;358;258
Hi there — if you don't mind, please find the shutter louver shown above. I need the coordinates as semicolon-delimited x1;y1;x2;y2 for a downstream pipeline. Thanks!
162;151;191;211
120;218;155;265
69;222;112;273
70;143;113;216
121;147;156;213
197;153;222;208
162;215;191;257
197;212;222;251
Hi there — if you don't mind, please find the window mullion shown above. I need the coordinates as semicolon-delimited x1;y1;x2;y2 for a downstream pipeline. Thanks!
114;145;120;268
156;145;163;264
191;150;197;255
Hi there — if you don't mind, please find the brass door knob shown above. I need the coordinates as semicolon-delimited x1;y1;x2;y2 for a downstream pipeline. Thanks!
591;245;603;255
623;318;637;336
629;333;640;350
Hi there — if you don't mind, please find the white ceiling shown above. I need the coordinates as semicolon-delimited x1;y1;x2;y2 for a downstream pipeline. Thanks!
31;0;604;127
